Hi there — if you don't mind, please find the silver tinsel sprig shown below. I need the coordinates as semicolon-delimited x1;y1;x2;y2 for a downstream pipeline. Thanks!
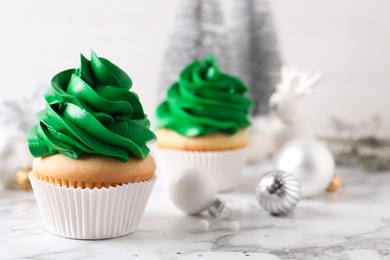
320;116;390;171
0;79;47;132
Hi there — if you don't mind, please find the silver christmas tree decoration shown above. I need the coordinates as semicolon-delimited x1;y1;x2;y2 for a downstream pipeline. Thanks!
228;0;282;115
256;170;301;216
156;0;228;105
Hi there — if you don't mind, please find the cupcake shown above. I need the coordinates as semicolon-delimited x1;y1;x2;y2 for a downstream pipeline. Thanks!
154;55;252;192
26;51;157;239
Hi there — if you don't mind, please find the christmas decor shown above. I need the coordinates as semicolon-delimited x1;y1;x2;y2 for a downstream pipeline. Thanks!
255;170;301;215
326;172;342;193
321;116;390;171
156;0;228;105
274;138;335;198
14;167;32;191
246;115;273;164
0;128;33;190
228;221;240;232
0;79;46;133
198;219;210;231
269;66;323;152
0;80;44;190
157;0;283;116
228;0;282;115
169;166;231;219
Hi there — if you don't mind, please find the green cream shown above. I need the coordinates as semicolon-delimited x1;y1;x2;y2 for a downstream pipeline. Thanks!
27;51;156;162
155;55;252;137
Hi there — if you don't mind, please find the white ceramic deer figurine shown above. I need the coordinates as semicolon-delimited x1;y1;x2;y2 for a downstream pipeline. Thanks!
269;65;323;152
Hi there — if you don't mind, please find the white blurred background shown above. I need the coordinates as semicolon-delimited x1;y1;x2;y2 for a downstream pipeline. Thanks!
0;0;389;136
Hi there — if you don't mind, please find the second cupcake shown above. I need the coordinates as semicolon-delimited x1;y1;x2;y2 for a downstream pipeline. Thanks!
154;55;252;192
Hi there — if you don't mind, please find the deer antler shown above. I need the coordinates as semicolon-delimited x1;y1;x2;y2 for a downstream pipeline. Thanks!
277;65;323;96
276;65;298;92
295;69;323;96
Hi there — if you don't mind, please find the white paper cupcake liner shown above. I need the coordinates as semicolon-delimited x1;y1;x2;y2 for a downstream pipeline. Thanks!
154;146;248;192
29;172;156;240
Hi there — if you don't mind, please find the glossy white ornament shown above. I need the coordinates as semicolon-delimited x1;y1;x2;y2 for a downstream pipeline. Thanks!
169;166;231;218
0;128;33;189
274;138;335;197
169;166;218;215
256;170;301;215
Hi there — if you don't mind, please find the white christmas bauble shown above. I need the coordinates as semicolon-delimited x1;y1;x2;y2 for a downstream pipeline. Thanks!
169;166;218;215
0;128;33;189
274;138;335;197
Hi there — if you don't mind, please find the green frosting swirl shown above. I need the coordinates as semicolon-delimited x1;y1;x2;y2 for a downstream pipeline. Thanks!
155;55;252;137
27;51;156;162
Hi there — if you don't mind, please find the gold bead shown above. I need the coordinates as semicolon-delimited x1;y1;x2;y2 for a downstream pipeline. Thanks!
326;172;342;192
14;167;32;191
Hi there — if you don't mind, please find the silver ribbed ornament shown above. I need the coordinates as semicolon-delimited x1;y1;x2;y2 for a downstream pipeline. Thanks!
256;170;301;215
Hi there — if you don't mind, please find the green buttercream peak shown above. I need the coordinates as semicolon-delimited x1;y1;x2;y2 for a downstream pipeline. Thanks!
155;55;252;137
26;51;155;162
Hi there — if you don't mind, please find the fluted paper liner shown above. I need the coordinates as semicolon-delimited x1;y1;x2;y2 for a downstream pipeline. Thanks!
154;147;248;192
29;172;156;240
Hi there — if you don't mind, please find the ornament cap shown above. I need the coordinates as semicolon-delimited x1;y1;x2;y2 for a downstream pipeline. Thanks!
326;172;342;192
207;198;231;219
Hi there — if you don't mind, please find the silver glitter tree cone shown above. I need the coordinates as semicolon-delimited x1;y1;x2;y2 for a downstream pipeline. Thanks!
228;0;282;115
256;170;301;215
156;0;229;106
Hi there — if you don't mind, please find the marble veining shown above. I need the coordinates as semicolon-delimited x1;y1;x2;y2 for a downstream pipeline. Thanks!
1;161;390;260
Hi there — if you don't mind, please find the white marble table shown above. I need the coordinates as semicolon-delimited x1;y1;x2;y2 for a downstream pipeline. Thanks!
1;161;390;260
